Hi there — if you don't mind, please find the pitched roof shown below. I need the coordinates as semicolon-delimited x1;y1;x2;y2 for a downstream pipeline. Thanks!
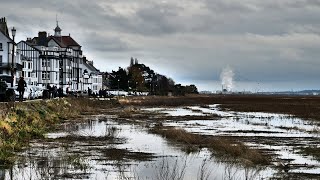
19;41;41;52
84;60;100;73
49;36;81;48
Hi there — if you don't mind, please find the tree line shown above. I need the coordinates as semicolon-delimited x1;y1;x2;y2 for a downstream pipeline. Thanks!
105;57;198;96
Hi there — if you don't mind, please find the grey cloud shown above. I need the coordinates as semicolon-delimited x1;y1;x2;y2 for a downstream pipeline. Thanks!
1;0;320;90
82;32;133;52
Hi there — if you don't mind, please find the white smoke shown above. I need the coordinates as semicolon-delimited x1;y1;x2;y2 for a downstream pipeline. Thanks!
220;66;234;91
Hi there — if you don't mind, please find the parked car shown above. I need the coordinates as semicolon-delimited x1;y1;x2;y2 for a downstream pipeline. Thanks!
31;86;45;99
108;90;128;96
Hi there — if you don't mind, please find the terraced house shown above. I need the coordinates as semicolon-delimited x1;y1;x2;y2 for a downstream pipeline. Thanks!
0;17;22;87
17;21;102;92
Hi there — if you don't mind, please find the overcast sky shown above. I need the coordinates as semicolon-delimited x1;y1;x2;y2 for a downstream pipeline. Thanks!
2;0;320;91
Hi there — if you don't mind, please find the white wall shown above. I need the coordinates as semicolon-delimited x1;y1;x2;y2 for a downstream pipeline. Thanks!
0;32;19;85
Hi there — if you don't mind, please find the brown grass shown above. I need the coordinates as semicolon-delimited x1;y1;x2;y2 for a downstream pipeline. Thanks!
120;95;320;121
150;126;270;166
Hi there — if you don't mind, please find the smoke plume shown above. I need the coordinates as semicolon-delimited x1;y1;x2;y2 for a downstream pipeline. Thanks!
220;66;234;91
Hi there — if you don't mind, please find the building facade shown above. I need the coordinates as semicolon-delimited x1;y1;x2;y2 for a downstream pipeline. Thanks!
17;22;102;92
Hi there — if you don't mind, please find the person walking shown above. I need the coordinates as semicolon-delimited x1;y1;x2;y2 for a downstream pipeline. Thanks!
17;76;27;102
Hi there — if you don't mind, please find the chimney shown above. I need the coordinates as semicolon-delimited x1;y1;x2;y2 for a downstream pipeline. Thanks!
0;17;9;36
26;37;32;43
37;31;47;46
0;17;6;22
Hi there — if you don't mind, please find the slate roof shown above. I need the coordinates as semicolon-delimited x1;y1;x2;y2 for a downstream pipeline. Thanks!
49;36;81;48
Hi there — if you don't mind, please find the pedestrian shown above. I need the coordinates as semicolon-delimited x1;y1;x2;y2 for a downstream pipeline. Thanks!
53;86;57;98
99;89;103;98
58;87;63;98
46;84;52;99
88;87;92;97
17;76;27;102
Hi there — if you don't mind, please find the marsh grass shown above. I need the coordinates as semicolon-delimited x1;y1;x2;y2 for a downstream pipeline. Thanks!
155;157;187;180
120;95;320;121
197;158;212;180
0;98;117;163
150;126;270;166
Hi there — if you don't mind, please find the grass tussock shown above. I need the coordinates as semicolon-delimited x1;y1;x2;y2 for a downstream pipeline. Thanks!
151;126;270;166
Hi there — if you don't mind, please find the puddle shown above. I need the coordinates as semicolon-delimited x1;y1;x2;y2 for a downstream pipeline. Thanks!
146;105;320;177
1;115;274;179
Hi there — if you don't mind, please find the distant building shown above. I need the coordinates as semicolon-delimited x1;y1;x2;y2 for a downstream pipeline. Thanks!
82;58;102;93
0;17;22;86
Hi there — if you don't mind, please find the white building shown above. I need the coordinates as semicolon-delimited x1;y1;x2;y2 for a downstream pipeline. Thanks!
81;58;103;93
0;17;22;86
17;22;102;92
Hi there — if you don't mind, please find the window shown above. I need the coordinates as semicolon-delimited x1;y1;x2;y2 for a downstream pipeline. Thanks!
28;62;32;69
23;62;27;68
42;72;50;80
22;71;26;77
28;72;31;78
93;85;97;90
0;55;2;65
56;72;58;80
42;59;50;67
0;43;2;50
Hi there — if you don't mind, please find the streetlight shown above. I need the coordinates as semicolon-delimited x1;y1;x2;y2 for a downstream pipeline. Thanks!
11;27;16;87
